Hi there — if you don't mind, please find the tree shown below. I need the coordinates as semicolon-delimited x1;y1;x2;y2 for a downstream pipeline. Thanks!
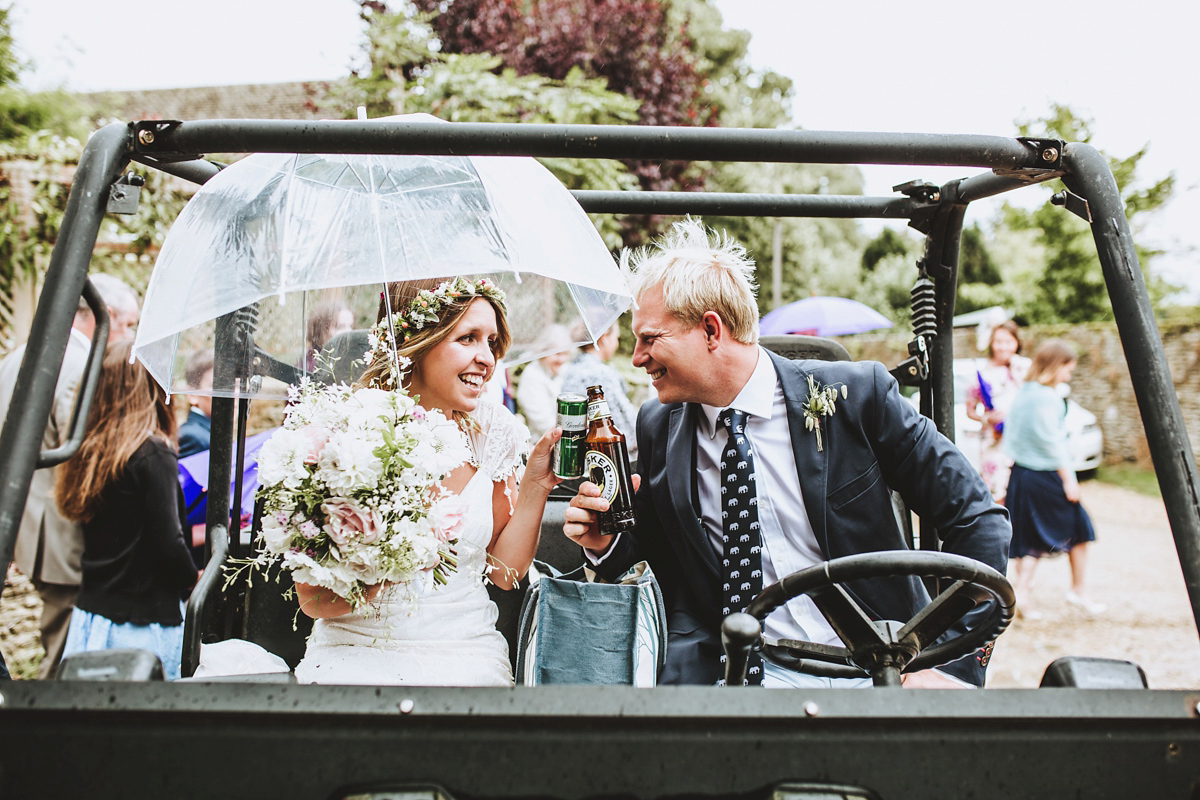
862;227;914;273
326;2;642;247
999;104;1177;323
333;1;868;297
410;0;716;198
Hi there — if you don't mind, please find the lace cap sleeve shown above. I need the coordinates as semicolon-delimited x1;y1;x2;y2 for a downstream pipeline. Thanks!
467;399;531;485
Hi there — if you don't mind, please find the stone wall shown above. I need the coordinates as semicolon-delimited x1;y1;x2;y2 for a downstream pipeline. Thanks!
83;81;330;124
843;320;1200;466
1;566;43;678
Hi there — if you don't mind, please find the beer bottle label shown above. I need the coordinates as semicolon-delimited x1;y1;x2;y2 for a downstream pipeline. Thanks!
584;449;620;504
587;399;612;422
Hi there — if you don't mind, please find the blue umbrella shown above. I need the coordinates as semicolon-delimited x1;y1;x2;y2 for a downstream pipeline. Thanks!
178;429;276;527
759;296;893;337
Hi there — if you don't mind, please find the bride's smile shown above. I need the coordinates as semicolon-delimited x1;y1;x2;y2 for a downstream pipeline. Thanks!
406;297;500;415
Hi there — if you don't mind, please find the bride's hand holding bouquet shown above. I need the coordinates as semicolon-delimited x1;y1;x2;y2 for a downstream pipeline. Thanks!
253;375;471;617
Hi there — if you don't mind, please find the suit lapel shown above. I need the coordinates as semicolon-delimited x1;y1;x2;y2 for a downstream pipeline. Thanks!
770;351;831;559
665;403;721;583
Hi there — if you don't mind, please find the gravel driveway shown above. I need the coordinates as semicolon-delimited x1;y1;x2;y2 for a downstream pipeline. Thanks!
986;480;1199;689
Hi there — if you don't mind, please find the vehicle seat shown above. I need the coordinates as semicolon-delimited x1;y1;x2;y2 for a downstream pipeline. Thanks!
491;496;584;670
759;333;851;362
182;509;313;679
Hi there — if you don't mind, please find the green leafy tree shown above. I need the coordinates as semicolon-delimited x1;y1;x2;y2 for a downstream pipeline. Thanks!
676;0;865;313
862;227;915;273
332;1;868;303
324;2;642;247
1000;104;1177;322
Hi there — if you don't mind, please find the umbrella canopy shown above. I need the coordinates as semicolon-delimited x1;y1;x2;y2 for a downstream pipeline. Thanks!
759;296;893;337
133;117;631;399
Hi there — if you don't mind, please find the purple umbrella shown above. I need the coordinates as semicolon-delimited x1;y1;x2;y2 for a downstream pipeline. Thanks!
178;429;277;527
759;296;893;337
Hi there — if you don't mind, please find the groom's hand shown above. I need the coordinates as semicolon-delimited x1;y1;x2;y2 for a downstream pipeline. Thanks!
563;474;641;553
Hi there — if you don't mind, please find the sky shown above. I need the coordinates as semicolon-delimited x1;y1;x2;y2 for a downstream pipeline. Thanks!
10;0;1200;298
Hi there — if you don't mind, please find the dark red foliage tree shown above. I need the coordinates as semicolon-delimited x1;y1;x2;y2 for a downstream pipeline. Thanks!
407;0;716;219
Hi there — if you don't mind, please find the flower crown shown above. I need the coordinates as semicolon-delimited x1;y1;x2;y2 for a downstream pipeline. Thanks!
394;276;507;342
364;277;508;380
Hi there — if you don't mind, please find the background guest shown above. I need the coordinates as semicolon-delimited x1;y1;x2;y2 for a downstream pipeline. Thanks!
0;273;138;678
965;319;1030;504
558;319;638;462
90;273;141;343
56;341;198;680
516;324;575;441
305;300;354;372
178;350;214;458
1004;339;1103;619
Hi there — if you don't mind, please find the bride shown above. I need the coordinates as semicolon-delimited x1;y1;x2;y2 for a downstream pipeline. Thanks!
292;277;561;686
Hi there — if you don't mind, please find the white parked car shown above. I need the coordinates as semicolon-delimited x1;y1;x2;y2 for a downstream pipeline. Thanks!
912;358;1104;474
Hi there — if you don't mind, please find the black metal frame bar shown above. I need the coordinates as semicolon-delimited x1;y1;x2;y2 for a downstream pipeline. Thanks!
0;124;129;563
2;119;1196;625
0;120;1197;800
34;278;109;469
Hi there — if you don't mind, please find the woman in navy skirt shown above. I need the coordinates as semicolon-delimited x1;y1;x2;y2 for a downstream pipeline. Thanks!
1004;339;1103;620
56;341;197;679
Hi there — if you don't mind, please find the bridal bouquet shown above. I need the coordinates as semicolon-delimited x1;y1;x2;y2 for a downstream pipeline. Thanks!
252;377;472;611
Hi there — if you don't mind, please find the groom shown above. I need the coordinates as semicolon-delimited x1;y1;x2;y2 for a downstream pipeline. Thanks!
564;219;1010;688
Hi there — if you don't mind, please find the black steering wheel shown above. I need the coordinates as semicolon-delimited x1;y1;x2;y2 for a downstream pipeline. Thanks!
720;551;1015;687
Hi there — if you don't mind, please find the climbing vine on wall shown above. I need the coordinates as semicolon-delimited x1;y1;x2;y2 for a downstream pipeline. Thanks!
0;129;189;351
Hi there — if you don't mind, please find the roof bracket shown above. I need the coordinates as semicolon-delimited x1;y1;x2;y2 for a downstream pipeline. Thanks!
893;179;941;203
106;172;145;215
1017;137;1066;168
1051;189;1093;223
130;120;205;163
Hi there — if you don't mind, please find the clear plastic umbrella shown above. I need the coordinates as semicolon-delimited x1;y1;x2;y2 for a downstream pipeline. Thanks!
133;132;631;399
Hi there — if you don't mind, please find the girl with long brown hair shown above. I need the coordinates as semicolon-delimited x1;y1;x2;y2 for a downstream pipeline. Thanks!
57;341;198;680
292;276;562;686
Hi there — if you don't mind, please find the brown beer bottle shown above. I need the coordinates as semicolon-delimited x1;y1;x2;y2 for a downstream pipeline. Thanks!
584;385;637;535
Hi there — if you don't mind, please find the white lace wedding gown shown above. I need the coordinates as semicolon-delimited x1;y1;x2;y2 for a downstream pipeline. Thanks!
293;400;528;686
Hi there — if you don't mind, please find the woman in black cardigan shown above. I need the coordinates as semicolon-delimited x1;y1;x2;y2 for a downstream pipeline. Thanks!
57;340;197;680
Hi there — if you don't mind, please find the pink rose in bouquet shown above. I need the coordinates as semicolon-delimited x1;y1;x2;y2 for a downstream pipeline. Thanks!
321;497;385;547
295;425;330;464
429;496;467;544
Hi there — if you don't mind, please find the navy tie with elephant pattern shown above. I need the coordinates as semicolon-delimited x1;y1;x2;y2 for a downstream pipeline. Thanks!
718;408;763;686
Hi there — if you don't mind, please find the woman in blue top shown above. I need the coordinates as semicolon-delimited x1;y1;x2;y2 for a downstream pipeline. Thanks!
1004;339;1101;620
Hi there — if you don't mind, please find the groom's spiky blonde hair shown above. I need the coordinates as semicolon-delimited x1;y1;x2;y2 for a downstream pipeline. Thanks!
622;217;760;345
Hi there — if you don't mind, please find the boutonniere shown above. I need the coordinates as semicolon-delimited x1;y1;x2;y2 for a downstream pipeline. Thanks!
803;374;848;452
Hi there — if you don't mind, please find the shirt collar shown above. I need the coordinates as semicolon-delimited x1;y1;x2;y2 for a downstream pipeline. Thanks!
699;347;777;439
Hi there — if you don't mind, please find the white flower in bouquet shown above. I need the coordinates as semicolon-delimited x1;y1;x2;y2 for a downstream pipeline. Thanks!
315;432;385;493
250;377;473;612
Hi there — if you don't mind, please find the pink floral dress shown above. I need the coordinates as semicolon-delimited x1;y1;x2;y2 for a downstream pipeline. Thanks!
964;355;1031;502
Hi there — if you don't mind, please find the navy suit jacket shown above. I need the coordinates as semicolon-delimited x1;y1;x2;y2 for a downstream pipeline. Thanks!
594;351;1011;686
178;410;212;459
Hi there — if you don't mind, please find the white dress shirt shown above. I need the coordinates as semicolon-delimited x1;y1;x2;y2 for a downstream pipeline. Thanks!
695;348;841;648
